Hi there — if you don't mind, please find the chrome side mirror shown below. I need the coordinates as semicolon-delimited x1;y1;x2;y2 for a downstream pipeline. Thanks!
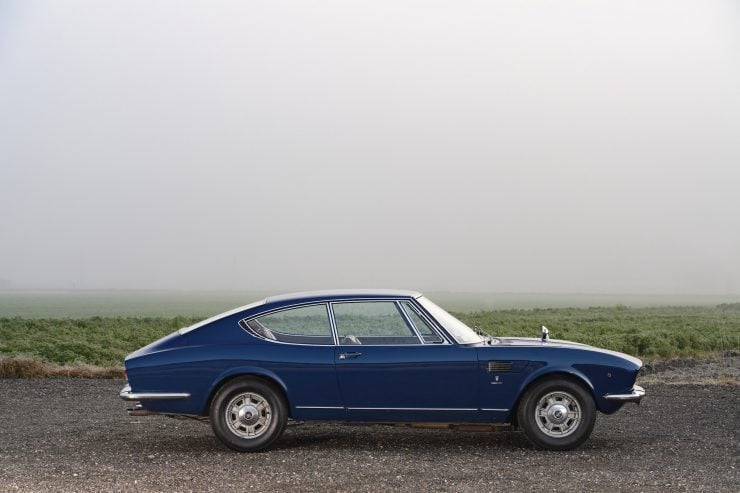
541;325;549;342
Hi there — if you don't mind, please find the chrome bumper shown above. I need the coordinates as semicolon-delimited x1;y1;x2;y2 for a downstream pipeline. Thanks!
603;384;645;403
119;384;191;401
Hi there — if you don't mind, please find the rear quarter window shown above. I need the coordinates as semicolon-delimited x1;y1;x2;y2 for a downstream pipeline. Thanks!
241;304;333;345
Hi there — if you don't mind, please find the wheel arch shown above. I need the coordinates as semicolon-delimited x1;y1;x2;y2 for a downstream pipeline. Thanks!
510;368;595;423
203;367;291;417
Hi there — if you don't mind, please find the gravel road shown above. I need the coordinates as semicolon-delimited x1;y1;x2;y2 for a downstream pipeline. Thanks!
0;379;738;492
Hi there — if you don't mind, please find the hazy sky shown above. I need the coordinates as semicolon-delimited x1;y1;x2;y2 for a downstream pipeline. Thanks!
1;0;739;294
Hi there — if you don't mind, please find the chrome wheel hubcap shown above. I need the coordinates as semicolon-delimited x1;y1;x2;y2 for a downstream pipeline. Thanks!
225;392;272;439
535;391;582;438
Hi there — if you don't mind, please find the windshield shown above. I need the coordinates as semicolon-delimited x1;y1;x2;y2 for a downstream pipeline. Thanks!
416;296;483;345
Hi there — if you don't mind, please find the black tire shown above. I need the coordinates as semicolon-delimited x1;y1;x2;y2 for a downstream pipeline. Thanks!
210;377;288;452
516;377;596;451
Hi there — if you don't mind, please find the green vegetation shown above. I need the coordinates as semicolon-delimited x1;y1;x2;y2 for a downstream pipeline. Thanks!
0;306;738;371
458;305;740;359
0;317;200;367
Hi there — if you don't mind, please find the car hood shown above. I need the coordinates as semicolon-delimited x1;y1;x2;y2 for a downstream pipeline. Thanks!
493;336;588;348
489;337;643;368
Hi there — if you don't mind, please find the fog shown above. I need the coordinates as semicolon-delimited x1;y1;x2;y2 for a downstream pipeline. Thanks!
1;0;739;295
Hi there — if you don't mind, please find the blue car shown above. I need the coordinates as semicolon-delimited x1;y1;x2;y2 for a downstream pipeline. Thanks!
120;290;645;452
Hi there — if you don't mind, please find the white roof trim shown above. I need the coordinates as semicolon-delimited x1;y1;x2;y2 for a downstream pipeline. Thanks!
266;289;422;303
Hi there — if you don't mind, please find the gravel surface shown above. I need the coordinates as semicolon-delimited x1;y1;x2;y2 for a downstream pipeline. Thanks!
0;379;738;492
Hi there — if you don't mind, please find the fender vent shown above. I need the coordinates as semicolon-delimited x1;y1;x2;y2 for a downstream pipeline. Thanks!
487;361;513;373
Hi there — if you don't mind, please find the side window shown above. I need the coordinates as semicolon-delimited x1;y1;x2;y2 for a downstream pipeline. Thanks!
332;301;421;345
401;301;444;343
243;304;333;345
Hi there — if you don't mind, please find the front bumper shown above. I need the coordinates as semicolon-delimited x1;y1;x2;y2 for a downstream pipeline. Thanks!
119;384;191;401
603;384;646;403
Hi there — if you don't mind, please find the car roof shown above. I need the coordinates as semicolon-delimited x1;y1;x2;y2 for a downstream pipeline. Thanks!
265;289;422;305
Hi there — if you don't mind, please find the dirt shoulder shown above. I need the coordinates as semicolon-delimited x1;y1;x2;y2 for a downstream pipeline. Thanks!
639;355;739;384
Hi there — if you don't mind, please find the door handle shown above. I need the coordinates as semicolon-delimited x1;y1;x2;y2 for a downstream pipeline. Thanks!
338;352;362;360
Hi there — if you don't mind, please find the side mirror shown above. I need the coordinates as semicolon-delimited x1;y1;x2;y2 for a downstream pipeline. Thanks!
541;325;549;342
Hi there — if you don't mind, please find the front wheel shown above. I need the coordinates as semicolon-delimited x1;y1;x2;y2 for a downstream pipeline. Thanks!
210;377;288;452
516;377;596;451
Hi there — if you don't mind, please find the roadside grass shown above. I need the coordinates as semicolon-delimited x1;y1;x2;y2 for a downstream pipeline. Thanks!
0;316;200;368
0;305;738;378
459;305;740;360
0;356;123;378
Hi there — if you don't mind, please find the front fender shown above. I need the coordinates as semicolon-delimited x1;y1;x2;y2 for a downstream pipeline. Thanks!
519;364;595;393
506;364;600;417
513;363;634;414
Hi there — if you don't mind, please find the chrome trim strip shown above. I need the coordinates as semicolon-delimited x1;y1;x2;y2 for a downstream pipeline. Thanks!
295;406;345;410
395;300;425;343
327;302;339;346
119;385;190;401
400;300;448;344
603;385;645;402
347;407;478;411
405;298;454;344
480;408;509;412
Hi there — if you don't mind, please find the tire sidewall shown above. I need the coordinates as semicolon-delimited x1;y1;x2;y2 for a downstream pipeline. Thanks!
210;378;288;452
517;378;596;451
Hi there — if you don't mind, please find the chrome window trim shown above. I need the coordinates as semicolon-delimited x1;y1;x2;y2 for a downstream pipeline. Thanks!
239;302;336;347
327;302;340;345
399;300;448;344
395;300;425;343
401;298;453;344
239;297;453;347
413;297;478;345
269;331;332;340
329;298;450;346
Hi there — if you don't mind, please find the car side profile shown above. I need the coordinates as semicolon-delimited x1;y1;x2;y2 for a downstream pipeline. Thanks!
120;290;645;451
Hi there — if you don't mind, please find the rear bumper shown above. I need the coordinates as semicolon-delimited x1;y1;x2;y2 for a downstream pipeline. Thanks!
119;384;191;401
603;384;645;403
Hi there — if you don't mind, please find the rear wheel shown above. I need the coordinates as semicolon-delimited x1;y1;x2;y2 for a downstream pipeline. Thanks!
516;377;596;451
210;377;287;452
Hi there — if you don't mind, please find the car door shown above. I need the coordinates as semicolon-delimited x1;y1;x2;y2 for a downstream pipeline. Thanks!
241;303;345;420
332;299;481;423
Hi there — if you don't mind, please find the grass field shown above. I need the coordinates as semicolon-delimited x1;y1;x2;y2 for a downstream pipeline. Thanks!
1;305;738;374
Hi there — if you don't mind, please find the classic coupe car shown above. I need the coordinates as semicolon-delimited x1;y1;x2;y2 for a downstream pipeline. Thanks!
120;290;645;452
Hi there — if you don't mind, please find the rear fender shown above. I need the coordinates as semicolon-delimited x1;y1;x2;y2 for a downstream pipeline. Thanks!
202;366;290;415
